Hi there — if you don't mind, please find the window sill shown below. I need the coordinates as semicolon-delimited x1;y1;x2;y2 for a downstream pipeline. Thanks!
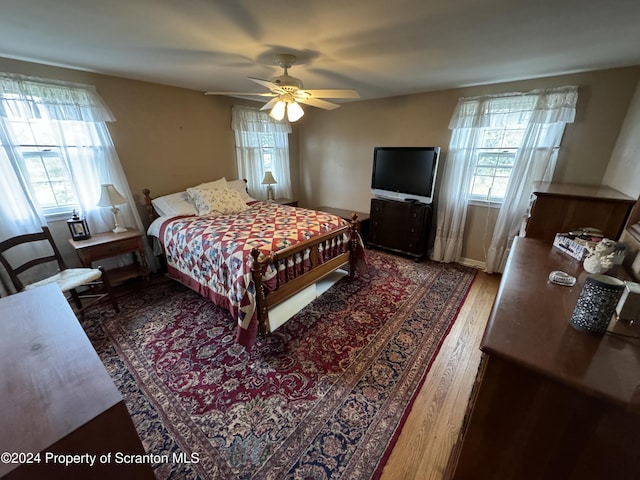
468;199;502;208
44;211;76;223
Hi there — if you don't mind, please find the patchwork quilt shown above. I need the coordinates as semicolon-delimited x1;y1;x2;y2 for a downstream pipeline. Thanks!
159;202;350;348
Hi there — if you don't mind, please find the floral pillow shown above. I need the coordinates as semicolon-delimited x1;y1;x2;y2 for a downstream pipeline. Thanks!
187;186;250;216
227;179;256;202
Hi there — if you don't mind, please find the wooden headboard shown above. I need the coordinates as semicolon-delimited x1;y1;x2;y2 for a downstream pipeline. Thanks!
141;188;158;223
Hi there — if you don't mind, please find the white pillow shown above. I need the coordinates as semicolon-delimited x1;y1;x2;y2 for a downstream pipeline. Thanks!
188;186;249;216
151;191;196;217
197;177;228;191
227;179;256;202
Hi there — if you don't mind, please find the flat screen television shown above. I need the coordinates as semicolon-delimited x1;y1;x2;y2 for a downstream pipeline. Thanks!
371;146;440;204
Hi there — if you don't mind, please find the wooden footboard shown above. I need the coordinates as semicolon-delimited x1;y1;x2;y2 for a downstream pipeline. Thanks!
251;213;359;336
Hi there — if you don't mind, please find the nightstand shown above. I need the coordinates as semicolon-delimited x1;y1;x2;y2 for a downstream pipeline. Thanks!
69;229;149;285
273;198;299;207
317;206;370;240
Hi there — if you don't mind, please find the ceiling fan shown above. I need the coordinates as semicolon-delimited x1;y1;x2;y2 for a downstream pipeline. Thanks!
205;54;359;122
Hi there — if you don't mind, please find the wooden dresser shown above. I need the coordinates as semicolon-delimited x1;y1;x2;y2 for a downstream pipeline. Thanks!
446;237;640;480
0;284;154;479
368;197;431;259
523;182;635;243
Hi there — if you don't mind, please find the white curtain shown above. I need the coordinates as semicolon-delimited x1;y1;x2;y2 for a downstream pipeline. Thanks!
231;105;292;200
0;73;157;291
431;127;482;262
486;87;578;272
432;86;578;272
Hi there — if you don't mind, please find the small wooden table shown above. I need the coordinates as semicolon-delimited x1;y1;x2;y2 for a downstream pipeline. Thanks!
317;206;370;239
273;198;299;207
69;229;148;285
0;284;154;479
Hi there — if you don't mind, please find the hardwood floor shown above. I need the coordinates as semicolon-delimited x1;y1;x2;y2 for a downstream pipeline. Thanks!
380;270;501;480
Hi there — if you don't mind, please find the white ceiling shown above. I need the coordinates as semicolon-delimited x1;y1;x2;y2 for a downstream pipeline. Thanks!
1;0;639;102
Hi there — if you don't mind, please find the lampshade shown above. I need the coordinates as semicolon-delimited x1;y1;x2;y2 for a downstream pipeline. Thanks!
262;171;277;185
97;184;127;207
269;99;304;122
269;101;286;121
287;101;304;122
97;184;128;233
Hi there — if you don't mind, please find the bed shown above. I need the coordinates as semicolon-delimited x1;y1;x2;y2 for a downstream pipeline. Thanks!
142;179;361;349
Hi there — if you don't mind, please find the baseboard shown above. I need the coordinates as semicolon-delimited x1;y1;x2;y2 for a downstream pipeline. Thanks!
460;257;486;270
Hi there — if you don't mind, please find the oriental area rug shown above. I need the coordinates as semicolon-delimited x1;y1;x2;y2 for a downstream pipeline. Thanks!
82;250;476;480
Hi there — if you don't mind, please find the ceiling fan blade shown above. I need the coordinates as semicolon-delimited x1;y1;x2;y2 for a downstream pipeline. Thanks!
296;97;341;110
260;97;280;111
298;89;360;99
248;77;283;92
205;91;275;96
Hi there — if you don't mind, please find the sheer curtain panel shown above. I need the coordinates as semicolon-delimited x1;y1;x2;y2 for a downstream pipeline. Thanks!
485;87;578;272
231;105;292;200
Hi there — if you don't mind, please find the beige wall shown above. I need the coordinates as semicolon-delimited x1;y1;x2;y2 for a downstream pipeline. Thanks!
299;66;640;264
1;56;639;267
603;79;640;278
603;80;640;199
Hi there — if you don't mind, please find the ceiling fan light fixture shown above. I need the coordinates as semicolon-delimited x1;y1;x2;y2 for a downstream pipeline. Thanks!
287;101;304;122
205;53;356;118
270;100;286;121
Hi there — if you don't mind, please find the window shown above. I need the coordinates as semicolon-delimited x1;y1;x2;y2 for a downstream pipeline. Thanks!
469;124;525;201
434;86;577;270
19;147;78;213
470;151;515;200
258;132;275;171
231;106;293;201
468;122;562;203
0;73;148;245
0;99;103;218
0;73;156;274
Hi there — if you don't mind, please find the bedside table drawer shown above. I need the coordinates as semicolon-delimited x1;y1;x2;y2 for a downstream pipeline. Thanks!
87;237;141;259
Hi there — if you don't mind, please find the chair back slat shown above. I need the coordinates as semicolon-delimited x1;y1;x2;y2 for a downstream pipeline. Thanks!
13;255;60;275
0;227;67;292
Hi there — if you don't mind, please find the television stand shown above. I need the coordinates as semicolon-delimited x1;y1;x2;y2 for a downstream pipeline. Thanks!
368;197;431;260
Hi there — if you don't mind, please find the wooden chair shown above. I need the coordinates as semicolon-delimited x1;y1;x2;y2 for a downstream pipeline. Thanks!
0;226;119;316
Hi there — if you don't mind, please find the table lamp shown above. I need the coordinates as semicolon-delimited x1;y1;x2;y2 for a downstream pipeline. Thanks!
261;171;277;202
97;184;128;233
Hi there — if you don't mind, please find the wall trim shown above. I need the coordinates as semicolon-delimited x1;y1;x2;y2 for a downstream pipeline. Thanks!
460;257;486;270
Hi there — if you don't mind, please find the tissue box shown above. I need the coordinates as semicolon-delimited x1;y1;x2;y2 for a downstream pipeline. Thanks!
553;234;592;261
